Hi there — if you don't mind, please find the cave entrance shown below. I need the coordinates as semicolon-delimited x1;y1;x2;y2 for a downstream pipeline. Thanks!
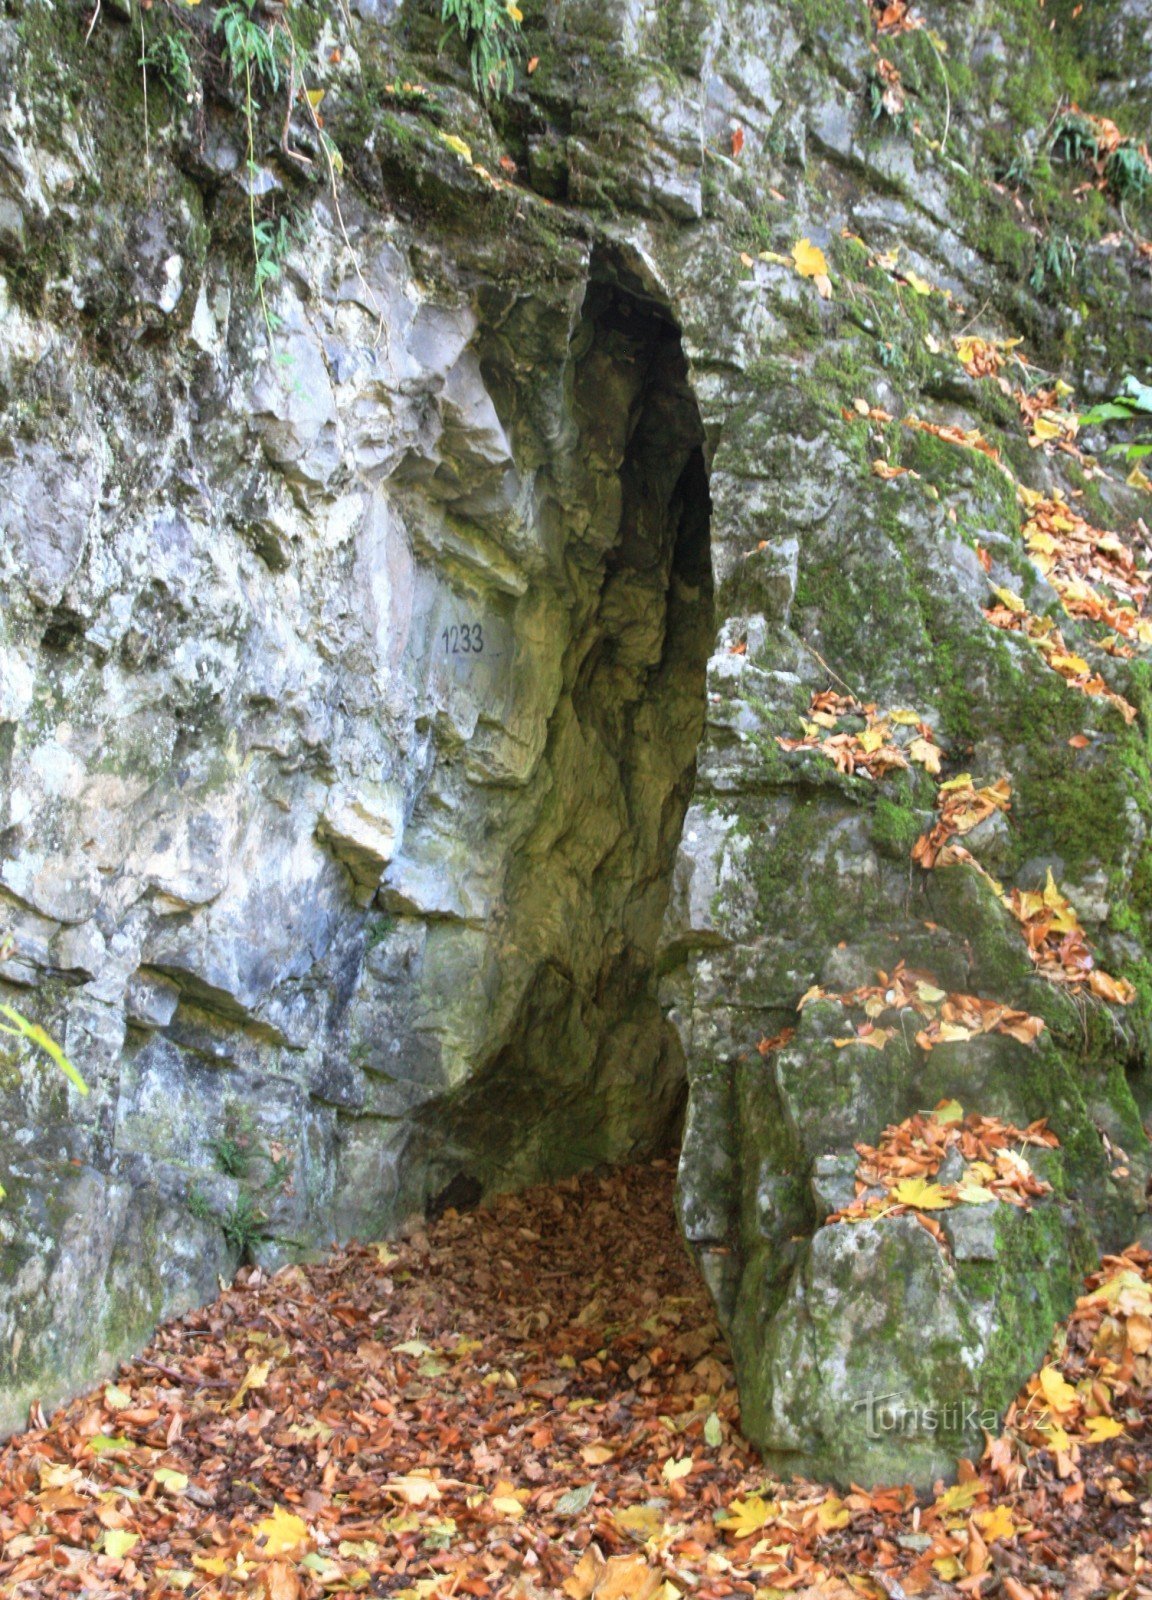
422;256;714;1215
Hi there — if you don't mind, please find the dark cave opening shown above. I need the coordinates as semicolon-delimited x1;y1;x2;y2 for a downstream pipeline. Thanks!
419;263;714;1215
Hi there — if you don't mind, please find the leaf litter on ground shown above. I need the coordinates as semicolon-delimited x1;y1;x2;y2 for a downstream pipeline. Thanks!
6;1162;1152;1599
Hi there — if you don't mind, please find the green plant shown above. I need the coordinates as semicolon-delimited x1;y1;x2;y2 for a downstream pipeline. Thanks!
251;211;298;299
1030;233;1076;296
996;143;1034;192
210;1133;249;1177
365;915;396;950
877;339;907;375
0;1003;88;1096
0;1001;88;1204
440;0;523;98
267;1153;291;1188
1105;143;1152;208
86;0;376;356
214;0;294;338
1080;375;1152;463
187;1187;215;1222
216;0;286;98
1051;113;1098;168
0;978;89;1203
142;28;195;100
222;1193;268;1257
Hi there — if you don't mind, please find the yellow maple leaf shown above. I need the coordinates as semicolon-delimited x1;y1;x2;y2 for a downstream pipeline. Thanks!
1083;1414;1125;1442
1041;869;1081;933
1045;1420;1073;1453
792;238;828;278
934;1099;964;1122
661;1455;693;1482
192;1554;232;1576
718;1494;778;1538
1038;1365;1079;1417
904;269;933;295
817;1495;851;1530
253;1505;311;1558
935;1480;982;1514
614;1504;665;1541
792;238;833;298
992;586;1027;614
1041;410;1079;440
975;1504;1019;1542
103;1528;140;1559
892;1177;951;1209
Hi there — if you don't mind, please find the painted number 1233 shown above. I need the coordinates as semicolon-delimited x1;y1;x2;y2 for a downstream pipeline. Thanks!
442;622;484;655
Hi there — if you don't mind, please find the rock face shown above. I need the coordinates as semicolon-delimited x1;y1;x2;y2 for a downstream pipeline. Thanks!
2;0;1152;1483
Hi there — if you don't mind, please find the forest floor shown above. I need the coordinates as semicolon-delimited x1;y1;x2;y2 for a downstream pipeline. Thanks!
2;1158;1152;1600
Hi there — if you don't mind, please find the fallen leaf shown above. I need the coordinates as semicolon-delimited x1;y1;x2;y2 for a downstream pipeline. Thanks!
936;1480;983;1514
261;1562;302;1600
891;1177;951;1210
818;1495;852;1530
793;237;833;298
103;1528;140;1560
153;1467;189;1494
1039;1365;1079;1417
615;1503;665;1540
253;1505;311;1558
438;132;473;163
1082;1415;1125;1442
718;1494;778;1538
556;1484;597;1515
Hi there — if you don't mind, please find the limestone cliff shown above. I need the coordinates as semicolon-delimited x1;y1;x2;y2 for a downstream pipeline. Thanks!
2;0;1152;1484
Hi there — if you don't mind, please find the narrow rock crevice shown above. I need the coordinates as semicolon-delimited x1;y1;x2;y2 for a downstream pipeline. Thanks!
415;268;713;1209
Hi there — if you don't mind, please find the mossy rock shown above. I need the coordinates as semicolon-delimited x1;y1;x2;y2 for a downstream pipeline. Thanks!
733;1201;1078;1489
